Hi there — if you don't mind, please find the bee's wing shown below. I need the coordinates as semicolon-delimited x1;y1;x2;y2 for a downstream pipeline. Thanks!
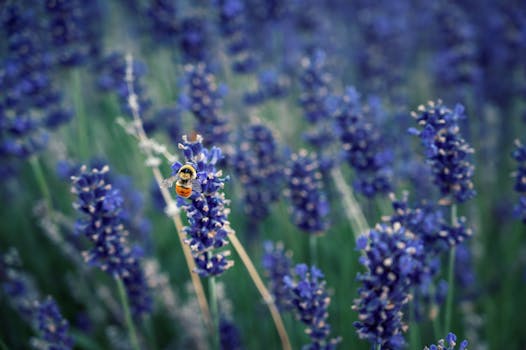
191;179;202;193
161;176;176;188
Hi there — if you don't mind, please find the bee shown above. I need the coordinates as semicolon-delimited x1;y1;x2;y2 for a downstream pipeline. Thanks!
162;163;201;198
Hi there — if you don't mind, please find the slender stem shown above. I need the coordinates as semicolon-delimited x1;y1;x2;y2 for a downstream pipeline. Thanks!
409;290;420;350
29;156;52;208
331;167;369;239
115;277;141;350
209;275;219;349
444;204;457;333
227;231;292;350
309;234;318;267
0;338;9;350
143;316;158;350
72;69;89;159
376;343;382;350
122;53;212;333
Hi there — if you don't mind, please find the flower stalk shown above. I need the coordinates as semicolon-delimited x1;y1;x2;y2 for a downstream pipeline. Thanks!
227;230;292;350
116;277;141;350
122;53;212;332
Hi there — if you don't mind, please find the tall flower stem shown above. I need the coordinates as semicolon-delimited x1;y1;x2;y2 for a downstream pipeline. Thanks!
227;230;292;350
116;277;141;350
309;235;318;266
444;204;457;334
209;274;219;349
72;69;89;159
29;156;52;209
122;54;212;333
409;290;420;350
331;167;369;238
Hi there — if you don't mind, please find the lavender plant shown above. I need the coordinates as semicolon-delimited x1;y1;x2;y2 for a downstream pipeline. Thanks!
283;263;340;350
71;164;152;318
285;149;330;234
353;222;425;350
424;333;468;350
170;135;233;276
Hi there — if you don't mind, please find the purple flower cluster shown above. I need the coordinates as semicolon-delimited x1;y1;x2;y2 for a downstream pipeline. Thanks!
179;16;209;63
44;0;101;67
512;140;526;223
184;63;230;148
71;165;152;318
219;316;244;350
96;52;155;131
432;1;480;101
146;0;178;44
215;0;257;74
0;249;74;350
353;223;425;350
172;135;233;276
390;194;472;251
232;122;282;225
34;296;75;350
283;264;340;350
424;332;468;350
334;87;393;198
262;241;293;311
0;4;72;162
243;69;289;105
285;150;330;234
409;101;476;203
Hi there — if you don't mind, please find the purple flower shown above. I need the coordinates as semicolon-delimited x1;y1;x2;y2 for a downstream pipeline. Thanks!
219;316;244;350
0;4;72;162
232;122;283;225
334;87;393;198
284;264;340;349
146;0;179;44
285;150;330;234
184;63;231;149
424;332;468;350
71;165;152;318
34;296;74;350
1;249;74;350
409;101;476;203
262;241;293;311
44;0;101;67
353;223;425;349
96;52;155;132
172;135;233;276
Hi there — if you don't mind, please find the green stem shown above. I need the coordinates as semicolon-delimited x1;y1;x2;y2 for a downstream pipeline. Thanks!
309;235;318;267
71;329;100;350
376;343;382;350
72;69;89;159
116;277;141;350
143;316;158;350
409;290;420;350
0;338;9;350
209;275;219;349
29;156;52;208
444;204;457;334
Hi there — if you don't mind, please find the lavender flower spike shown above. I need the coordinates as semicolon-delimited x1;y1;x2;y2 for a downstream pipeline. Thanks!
424;332;468;350
71;165;152;318
172;134;234;276
284;263;340;349
409;100;476;203
32;296;75;350
285;149;330;234
353;222;425;350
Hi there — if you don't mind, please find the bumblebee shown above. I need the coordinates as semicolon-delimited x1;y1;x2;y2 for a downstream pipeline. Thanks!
163;163;201;198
